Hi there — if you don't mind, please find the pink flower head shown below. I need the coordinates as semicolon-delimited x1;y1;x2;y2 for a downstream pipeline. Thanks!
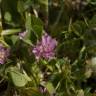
0;43;10;64
19;31;27;39
32;33;57;60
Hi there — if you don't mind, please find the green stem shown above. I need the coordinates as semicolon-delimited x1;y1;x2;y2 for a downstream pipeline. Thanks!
31;69;38;87
53;1;64;28
68;17;72;32
0;4;2;35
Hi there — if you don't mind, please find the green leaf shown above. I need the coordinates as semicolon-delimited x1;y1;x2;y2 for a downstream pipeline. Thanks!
22;39;33;46
77;89;84;96
20;88;44;96
25;12;32;40
4;12;12;22
11;35;19;45
32;25;43;39
0;38;9;47
84;88;91;96
89;15;96;27
1;29;21;35
39;0;48;6
84;68;92;78
45;82;55;94
31;15;43;26
90;57;96;75
17;0;25;13
8;67;30;87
